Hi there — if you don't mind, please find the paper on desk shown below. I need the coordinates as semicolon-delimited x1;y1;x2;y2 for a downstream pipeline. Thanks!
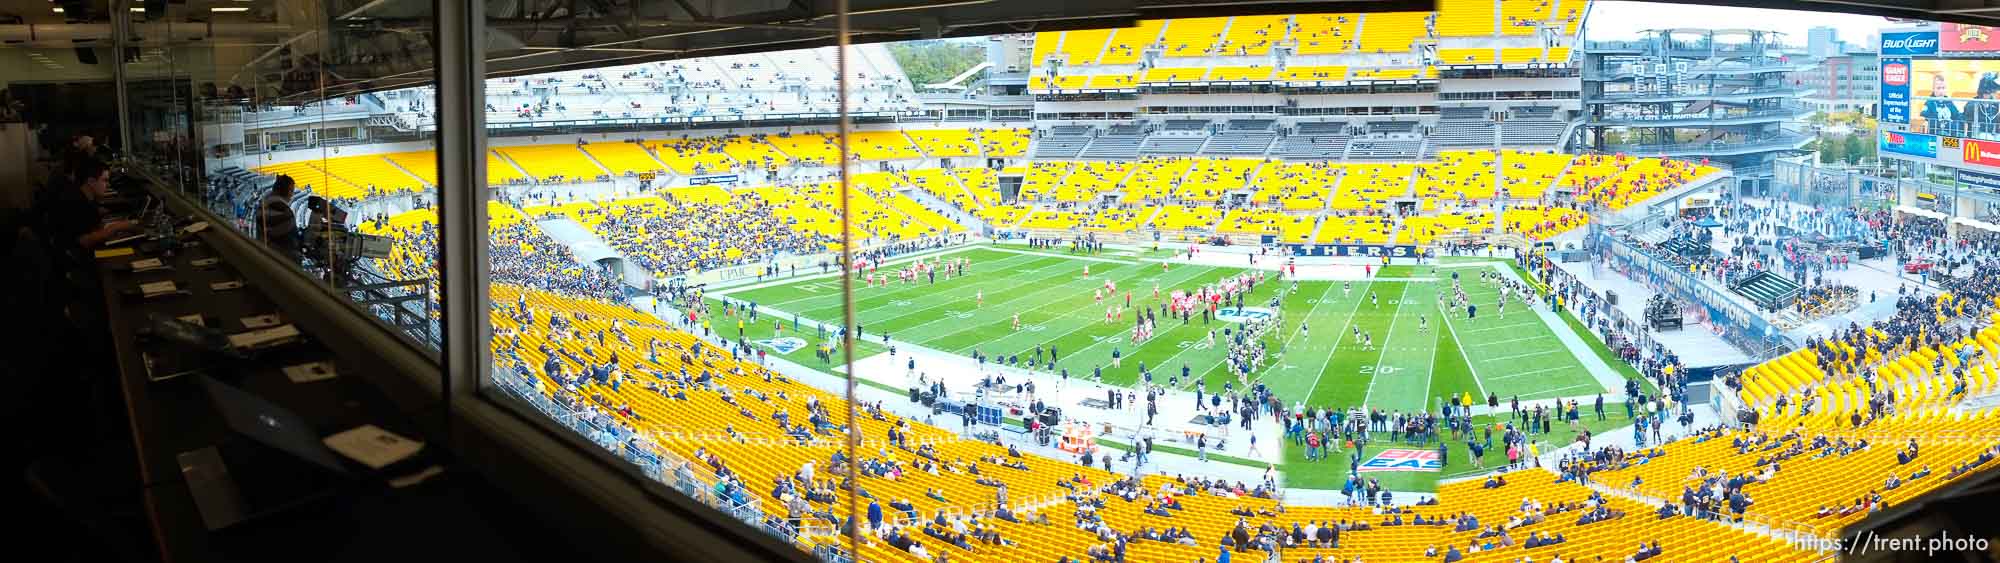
283;361;338;383
130;258;165;270
140;281;177;297
323;425;424;470
95;247;136;259
241;314;281;329
226;324;299;349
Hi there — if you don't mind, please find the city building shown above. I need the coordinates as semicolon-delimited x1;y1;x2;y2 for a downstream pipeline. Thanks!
1582;28;1815;193
1792;47;1881;113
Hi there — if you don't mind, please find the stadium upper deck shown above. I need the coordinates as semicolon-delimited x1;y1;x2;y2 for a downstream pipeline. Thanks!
1026;0;1586;91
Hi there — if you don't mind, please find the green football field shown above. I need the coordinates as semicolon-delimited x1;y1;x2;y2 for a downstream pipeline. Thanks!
719;245;1608;413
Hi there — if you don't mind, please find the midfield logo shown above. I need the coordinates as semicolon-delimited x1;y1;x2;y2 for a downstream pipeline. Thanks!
754;337;807;354
1215;307;1276;324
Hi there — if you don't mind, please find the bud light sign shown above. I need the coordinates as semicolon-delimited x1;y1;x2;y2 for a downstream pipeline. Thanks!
1882;58;1911;124
1881;31;1940;56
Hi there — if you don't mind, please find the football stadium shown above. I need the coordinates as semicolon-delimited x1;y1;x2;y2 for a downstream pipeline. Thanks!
13;0;2000;561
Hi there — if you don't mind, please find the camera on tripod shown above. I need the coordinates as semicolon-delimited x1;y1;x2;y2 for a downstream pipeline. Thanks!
302;196;393;265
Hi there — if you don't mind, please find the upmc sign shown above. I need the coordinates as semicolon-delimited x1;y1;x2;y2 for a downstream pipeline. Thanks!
1881;31;1940;56
1964;138;2000;167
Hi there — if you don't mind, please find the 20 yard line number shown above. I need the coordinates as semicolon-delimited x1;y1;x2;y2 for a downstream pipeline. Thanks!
1359;365;1400;376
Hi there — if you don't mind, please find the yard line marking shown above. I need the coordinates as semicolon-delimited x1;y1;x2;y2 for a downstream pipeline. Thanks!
1438;294;1489;402
1533;382;1603;396
988;246;1139;265
1485;349;1562;363
1151;273;1296;388
846;256;1144;329
1471;335;1544;347
1414;282;1441;413
1361;284;1408;410
1488;366;1571;380
1241;282;1341;392
763;252;1053;310
960;263;1221;357
1299;279;1374;403
900;260;1159;338
710;243;980;296
1472;319;1544;331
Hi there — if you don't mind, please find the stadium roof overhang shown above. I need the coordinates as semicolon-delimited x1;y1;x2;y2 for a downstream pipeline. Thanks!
29;0;2000;99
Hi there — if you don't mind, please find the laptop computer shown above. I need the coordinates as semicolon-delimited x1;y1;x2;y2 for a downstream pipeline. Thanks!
178;376;351;531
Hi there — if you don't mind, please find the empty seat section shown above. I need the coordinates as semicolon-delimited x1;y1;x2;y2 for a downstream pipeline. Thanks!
1315;214;1393;244
1100;21;1166;64
1086;74;1137;88
1500;150;1573;199
1175;158;1258;201
1084;207;1147;232
978;128;1032;156
1330;163;1413;210
383;152;439;185
766;133;843;166
1292;14;1360;55
1030;31;1062;64
581;142;670;175
1019;209;1085;230
1121;158;1195;201
1158;17;1228;57
1019;162;1072;201
1151;205;1222;231
1058;29;1113;64
496;144;609;181
1055;161;1137;202
1501;47;1546;63
1217;15;1289;56
1359;12;1430;53
1208;66;1275;81
1438;47;1497;64
1252;161;1338;210
1278;65;1348;81
1436;0;1498;36
906;130;980;157
1141;67;1208;82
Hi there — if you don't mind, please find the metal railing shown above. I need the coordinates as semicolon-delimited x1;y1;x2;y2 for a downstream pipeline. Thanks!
489;365;772;532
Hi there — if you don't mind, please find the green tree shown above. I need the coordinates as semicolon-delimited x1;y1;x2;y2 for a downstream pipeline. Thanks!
1819;134;1844;163
1843;134;1868;164
1852;133;1877;162
887;40;987;89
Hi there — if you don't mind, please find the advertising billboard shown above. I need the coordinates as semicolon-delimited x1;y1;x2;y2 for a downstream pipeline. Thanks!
1882;130;1939;158
1957;168;2000;193
1907;59;2000;141
1882;31;1940;56
1965;138;2000;167
1944;24;2000;57
1882;57;1912;124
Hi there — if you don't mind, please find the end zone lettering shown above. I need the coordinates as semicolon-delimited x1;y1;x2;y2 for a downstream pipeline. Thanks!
1356;448;1444;472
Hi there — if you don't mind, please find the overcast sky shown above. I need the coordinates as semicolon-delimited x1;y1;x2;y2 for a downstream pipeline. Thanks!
1582;1;1897;44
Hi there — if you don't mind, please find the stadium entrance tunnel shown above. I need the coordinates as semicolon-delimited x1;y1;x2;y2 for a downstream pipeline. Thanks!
534;218;638;285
